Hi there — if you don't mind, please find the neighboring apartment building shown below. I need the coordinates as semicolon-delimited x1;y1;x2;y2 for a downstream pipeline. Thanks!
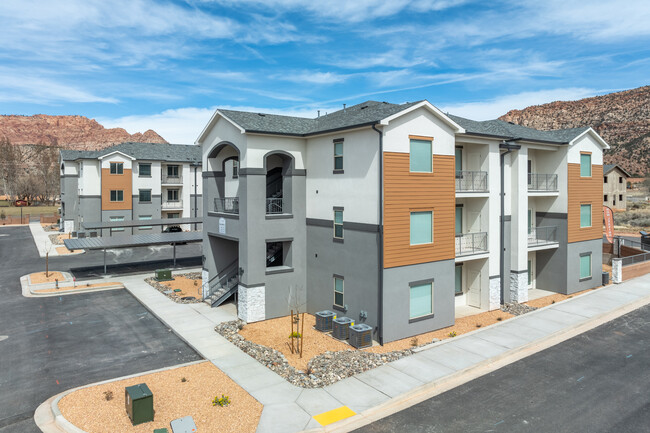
196;101;607;344
603;164;630;210
60;142;202;235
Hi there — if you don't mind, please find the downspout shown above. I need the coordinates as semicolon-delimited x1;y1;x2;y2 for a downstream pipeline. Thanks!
193;163;198;230
499;140;521;304
372;124;384;345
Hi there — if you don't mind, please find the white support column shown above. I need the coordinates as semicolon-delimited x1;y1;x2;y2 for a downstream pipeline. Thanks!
510;147;529;303
487;146;502;310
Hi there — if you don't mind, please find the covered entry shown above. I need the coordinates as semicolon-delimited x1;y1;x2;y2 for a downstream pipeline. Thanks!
455;257;488;317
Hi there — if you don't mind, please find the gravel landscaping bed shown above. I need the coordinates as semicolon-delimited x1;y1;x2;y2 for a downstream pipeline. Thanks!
48;233;64;245
501;302;538;316
216;320;413;388
145;272;202;304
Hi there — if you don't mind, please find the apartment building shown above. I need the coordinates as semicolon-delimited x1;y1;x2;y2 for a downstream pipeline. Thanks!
603;164;630;210
60;142;202;235
197;101;607;344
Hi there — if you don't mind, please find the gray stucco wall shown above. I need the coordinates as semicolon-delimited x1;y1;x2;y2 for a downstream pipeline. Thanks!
132;194;162;234
100;209;132;237
78;196;101;232
382;259;455;343
502;217;512;303
535;212;568;294
60;175;79;228
306;221;380;336
567;238;603;294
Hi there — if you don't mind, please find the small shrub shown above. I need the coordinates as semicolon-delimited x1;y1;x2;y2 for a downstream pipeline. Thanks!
0;210;5;220
212;394;230;407
448;331;457;337
193;280;198;286
410;337;419;347
86;283;91;287
181;377;187;382
551;300;556;304
103;390;113;401
305;365;313;375
288;331;302;339
496;317;503;321
476;323;482;328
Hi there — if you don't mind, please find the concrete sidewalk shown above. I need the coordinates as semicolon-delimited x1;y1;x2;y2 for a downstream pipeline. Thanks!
29;221;59;257
110;272;650;433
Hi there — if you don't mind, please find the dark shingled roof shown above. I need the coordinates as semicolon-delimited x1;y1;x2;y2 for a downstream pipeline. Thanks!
604;164;631;177
219;100;423;136
60;142;201;162
447;114;590;144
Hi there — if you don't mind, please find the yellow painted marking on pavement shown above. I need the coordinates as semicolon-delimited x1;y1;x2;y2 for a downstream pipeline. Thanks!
313;406;356;426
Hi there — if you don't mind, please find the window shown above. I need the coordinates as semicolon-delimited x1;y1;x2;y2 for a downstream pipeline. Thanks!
334;276;344;308
580;153;591;177
167;189;179;202
580;204;591;228
167;213;180;219
410;211;433;245
110;216;124;232
139;163;151;177
455;147;462;174
139;189;151;202
110;162;123;174
604;176;608;183
619;177;623;184
619;194;623;201
410;281;433;319
139;215;152;230
167;165;179;177
455;206;462;234
580;253;592;280
410;139;432;172
604;195;608;202
232;160;239;178
455;265;462;295
110;190;124;202
333;209;344;239
333;139;343;172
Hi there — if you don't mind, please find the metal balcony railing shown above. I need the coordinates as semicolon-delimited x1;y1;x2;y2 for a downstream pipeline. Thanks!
266;198;283;214
528;173;558;191
455;171;488;192
161;174;183;184
162;199;183;209
455;232;488;256
214;197;239;214
528;226;558;246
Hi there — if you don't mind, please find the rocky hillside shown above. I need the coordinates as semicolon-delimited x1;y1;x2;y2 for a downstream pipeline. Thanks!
0;114;167;150
499;86;650;175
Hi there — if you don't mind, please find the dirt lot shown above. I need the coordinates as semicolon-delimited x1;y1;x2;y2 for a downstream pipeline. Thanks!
240;309;516;370
58;361;262;433
160;275;202;299
29;271;65;284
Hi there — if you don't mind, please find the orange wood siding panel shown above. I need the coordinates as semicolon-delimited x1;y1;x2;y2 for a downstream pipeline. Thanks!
568;163;602;243
383;152;455;268
101;168;132;210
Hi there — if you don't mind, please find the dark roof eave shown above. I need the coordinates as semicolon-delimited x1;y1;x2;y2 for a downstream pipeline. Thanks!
458;131;569;146
244;120;381;138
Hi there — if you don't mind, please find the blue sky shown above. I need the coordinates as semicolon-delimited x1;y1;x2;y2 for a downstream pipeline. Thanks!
1;0;649;143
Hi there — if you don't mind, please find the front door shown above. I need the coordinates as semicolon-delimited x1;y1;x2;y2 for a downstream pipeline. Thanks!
527;253;536;289
467;269;481;308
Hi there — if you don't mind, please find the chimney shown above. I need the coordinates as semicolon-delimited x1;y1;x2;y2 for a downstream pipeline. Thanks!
343;104;346;112
317;110;320;118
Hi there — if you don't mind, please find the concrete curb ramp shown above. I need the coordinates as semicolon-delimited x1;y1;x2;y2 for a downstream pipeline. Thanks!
34;272;650;433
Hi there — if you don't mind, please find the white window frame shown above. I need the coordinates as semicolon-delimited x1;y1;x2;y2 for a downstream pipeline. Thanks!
410;211;434;245
333;209;344;239
110;162;123;175
333;276;344;308
110;190;124;202
580;204;592;228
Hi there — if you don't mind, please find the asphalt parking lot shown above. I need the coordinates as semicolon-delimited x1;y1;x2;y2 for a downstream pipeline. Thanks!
0;226;203;433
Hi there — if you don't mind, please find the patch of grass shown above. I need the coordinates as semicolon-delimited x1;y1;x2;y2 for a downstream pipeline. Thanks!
0;203;58;216
410;337;419;347
212;394;230;407
448;331;457;337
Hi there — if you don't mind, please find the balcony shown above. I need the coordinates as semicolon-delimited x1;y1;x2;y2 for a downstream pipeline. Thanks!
162;199;183;210
456;171;488;193
528;226;558;247
528;173;558;192
266;198;283;215
214;197;239;214
455;232;488;257
162;175;183;185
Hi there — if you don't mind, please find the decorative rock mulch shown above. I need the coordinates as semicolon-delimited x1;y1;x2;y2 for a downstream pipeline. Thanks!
145;272;203;304
49;233;63;245
215;320;414;388
501;302;537;316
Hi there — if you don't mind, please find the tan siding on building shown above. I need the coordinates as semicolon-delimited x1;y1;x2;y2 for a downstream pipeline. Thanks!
384;152;455;268
101;168;132;210
568;163;602;243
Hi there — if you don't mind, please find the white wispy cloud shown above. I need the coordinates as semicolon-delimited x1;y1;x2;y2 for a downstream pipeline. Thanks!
438;88;599;120
274;71;351;85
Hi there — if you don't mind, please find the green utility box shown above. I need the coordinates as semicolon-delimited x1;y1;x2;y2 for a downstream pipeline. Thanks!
125;383;154;426
153;429;169;433
155;269;172;281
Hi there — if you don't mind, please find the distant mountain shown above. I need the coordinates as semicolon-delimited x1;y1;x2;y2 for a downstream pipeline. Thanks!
499;86;650;175
0;114;167;150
